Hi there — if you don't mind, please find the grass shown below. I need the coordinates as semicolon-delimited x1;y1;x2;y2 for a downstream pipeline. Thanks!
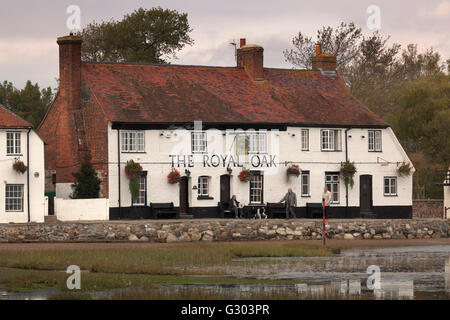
0;242;341;295
0;242;338;276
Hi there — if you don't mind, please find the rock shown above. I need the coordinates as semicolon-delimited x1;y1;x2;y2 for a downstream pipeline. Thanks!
370;228;376;235
128;234;139;241
139;236;149;241
352;233;360;238
157;230;167;239
190;232;201;242
179;232;191;242
276;228;286;235
344;233;354;240
166;233;178;243
363;233;371;239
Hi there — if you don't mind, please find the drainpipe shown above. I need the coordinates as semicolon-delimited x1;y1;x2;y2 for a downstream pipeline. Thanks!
117;128;121;218
344;128;351;217
27;129;31;223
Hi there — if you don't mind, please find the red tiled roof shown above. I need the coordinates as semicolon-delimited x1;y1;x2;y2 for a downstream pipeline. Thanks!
82;63;388;127
0;104;32;128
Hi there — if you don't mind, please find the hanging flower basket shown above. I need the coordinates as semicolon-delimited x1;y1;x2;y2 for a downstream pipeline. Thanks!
12;160;27;174
124;160;142;201
340;161;357;188
168;169;181;184
397;162;412;177
238;169;253;182
286;164;301;177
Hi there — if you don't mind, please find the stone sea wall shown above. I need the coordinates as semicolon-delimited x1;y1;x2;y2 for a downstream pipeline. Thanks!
0;219;448;243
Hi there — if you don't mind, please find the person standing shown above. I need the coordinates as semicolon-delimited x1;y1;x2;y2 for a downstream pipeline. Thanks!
322;186;332;218
229;195;243;218
278;188;297;219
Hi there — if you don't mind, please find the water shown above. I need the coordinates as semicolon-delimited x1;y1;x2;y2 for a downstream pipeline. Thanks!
1;245;449;300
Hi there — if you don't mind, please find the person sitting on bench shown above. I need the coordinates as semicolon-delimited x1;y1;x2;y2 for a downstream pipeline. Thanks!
229;195;243;218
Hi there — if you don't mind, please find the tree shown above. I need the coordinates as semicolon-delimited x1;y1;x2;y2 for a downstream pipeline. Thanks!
79;7;194;63
0;80;53;128
71;158;101;199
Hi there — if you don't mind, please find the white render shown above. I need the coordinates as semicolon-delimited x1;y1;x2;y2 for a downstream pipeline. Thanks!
55;198;109;221
0;129;45;223
107;123;414;215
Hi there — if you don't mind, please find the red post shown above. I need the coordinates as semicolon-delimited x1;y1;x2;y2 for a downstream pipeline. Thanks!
322;199;326;249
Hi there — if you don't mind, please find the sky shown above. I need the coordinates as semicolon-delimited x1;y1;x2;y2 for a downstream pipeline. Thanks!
0;0;449;89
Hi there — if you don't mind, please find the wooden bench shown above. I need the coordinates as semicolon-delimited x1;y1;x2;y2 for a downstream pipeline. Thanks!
218;201;235;218
150;202;178;219
265;203;286;219
306;203;323;219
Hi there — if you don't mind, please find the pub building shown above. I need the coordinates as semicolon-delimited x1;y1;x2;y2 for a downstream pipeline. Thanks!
38;35;414;219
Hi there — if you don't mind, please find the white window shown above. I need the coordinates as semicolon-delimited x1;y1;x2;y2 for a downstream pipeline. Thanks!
301;129;309;151
121;131;144;152
236;133;266;155
384;177;397;196
368;130;382;151
192;132;207;153
321;129;341;151
5;184;23;212
250;173;263;204
198;176;209;196
325;173;340;203
6;132;21;155
301;171;310;197
133;175;146;206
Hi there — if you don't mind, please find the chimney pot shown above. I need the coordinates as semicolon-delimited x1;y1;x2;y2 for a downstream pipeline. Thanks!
315;43;322;56
240;38;246;48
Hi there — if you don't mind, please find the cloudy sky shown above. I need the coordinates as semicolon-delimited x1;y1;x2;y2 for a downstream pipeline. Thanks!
0;0;449;89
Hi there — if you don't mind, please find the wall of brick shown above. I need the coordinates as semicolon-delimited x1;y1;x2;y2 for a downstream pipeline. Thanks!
413;199;444;219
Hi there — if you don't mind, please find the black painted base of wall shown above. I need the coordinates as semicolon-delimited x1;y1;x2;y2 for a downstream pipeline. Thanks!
110;205;412;220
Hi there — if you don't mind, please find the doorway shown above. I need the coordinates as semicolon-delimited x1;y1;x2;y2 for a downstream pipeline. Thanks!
360;175;373;214
179;176;189;215
220;175;231;204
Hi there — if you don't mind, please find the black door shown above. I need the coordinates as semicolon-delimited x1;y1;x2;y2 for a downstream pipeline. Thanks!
360;175;372;213
179;177;189;214
220;175;231;204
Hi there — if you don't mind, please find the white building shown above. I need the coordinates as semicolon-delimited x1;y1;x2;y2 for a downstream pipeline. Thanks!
0;104;45;223
39;36;414;219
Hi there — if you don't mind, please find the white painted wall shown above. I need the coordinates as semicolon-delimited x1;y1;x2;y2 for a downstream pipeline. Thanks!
108;124;413;211
444;186;450;219
56;183;73;199
0;129;45;223
55;198;109;221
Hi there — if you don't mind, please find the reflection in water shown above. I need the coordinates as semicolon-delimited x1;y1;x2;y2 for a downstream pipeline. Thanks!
446;257;450;290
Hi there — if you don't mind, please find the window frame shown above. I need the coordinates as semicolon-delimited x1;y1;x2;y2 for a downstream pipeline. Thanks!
6;131;21;156
249;171;264;204
321;129;341;152
5;184;24;212
121;131;145;153
236;132;267;155
301;129;309;151
325;173;340;204
384;176;398;196
368;130;382;152
301;170;310;197
197;176;210;197
132;173;147;206
191;132;207;154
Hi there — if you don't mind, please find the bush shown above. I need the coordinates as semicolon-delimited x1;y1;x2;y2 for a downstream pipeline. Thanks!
71;158;101;199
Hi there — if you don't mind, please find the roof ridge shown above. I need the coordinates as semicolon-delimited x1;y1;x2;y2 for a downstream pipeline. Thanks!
82;61;243;70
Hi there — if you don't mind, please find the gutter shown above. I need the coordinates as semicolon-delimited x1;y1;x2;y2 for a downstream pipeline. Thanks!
27;129;31;223
117;128;121;218
344;128;351;217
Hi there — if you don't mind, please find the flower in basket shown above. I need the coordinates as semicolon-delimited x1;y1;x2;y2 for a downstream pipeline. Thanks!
340;160;357;188
124;160;143;201
397;162;412;177
286;164;301;177
238;169;253;182
168;169;181;184
12;160;27;174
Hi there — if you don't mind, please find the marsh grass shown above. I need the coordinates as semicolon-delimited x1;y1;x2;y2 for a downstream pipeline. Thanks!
0;242;337;275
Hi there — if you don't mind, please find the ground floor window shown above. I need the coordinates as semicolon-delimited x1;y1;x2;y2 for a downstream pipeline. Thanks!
5;184;24;212
384;176;397;196
250;172;263;204
198;176;209;197
301;171;310;197
133;174;147;206
325;173;340;203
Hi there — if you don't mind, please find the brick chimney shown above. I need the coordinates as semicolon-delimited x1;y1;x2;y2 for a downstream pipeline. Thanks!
57;34;83;111
237;38;264;81
312;44;337;71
